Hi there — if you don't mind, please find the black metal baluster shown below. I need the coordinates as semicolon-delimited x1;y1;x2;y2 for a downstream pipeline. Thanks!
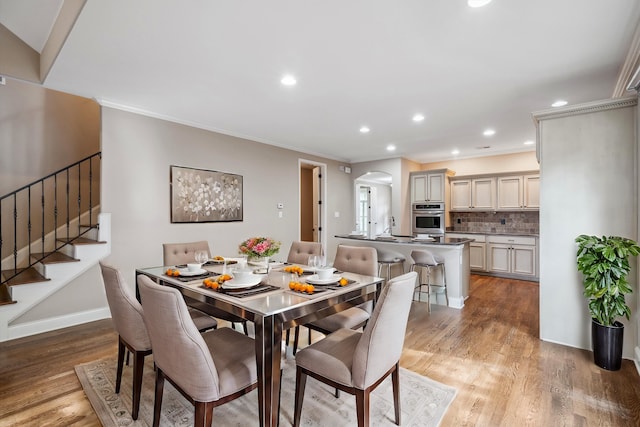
54;174;58;250
13;194;17;273
28;186;32;264
41;181;45;255
66;169;70;242
77;163;81;236
89;156;93;228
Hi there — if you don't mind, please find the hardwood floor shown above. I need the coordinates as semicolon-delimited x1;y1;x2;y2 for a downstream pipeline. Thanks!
0;274;639;426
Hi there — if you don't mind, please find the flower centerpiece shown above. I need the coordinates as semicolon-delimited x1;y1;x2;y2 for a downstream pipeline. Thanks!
238;237;281;266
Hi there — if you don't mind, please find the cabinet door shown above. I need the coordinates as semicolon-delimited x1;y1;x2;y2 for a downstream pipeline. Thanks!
469;242;486;271
488;244;510;273
427;173;445;202
511;245;536;276
497;176;523;209
472;178;496;209
523;175;540;209
411;174;427;203
450;180;472;210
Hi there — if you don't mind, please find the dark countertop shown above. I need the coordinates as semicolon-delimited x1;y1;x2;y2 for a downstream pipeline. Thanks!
335;234;473;246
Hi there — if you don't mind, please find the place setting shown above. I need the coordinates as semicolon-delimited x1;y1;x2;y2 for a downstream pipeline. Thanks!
201;265;279;298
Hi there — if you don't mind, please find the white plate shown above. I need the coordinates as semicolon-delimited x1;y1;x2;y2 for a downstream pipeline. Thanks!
178;268;208;276
412;238;434;242
223;275;263;289
306;274;342;285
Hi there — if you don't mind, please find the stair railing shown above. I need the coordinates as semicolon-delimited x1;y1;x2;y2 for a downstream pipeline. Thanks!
0;152;101;284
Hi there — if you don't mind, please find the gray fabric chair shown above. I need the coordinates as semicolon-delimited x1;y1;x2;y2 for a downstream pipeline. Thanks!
293;271;417;427
286;241;323;265
99;262;152;420
137;275;258;427
163;241;244;334
293;245;378;355
410;249;447;311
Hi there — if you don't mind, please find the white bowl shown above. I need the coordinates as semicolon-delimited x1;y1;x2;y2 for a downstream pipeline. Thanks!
316;267;334;280
186;263;202;272
233;269;255;283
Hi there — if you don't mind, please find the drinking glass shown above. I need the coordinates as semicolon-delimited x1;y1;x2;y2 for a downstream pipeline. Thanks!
308;255;318;273
194;250;208;265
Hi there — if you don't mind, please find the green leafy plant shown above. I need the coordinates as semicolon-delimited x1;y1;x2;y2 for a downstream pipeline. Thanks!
575;235;640;326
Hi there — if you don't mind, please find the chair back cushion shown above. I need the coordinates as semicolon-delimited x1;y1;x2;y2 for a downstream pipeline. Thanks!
287;241;323;265
99;262;151;351
352;271;417;389
332;245;378;277
137;275;221;401
163;240;211;266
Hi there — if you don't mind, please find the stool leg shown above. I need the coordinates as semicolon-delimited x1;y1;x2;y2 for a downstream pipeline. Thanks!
441;263;448;307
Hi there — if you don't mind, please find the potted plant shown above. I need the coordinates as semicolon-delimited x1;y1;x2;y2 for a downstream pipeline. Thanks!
575;234;640;370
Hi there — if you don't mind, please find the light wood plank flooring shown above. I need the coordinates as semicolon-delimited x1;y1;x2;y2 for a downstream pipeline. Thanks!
1;275;639;426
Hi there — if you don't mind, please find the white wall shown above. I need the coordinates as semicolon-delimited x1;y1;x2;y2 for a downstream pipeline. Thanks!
536;98;638;359
100;107;354;288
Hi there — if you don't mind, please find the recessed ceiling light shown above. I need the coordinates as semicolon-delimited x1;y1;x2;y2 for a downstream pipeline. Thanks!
280;74;297;86
360;126;370;134
552;100;568;107
386;144;396;152
412;114;425;122
524;140;535;146
483;129;496;137
468;0;492;7
452;149;460;155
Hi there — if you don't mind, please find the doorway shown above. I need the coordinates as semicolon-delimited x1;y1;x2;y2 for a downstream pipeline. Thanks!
354;171;393;238
299;160;327;244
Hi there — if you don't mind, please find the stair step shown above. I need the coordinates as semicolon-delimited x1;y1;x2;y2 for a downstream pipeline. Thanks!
57;237;106;245
0;283;16;305
31;252;79;264
80;223;99;229
1;267;50;286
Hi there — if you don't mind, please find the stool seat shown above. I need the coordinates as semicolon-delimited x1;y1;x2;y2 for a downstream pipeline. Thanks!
376;248;406;281
410;249;447;311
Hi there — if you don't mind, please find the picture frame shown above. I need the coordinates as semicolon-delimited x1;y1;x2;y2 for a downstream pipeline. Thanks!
170;165;243;223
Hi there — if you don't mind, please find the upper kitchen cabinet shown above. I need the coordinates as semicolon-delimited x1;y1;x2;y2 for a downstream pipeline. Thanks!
496;174;539;210
450;177;496;210
410;169;454;203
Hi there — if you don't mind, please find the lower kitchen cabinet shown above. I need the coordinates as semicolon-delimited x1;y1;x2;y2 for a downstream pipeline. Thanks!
448;233;538;279
487;235;537;278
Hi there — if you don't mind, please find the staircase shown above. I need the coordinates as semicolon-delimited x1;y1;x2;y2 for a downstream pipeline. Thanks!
0;153;110;342
0;213;111;341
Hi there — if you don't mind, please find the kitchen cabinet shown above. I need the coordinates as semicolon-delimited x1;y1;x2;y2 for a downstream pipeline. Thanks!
487;235;537;277
450;177;496;210
497;174;539;210
411;169;454;203
447;233;486;271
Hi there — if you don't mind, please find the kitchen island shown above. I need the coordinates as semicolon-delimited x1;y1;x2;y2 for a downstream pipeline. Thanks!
335;234;472;309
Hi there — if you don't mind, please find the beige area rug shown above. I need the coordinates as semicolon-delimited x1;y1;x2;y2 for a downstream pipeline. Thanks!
75;356;456;427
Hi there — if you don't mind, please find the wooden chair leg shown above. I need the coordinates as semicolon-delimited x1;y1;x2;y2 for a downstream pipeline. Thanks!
355;388;370;427
285;329;290;346
194;401;215;427
293;367;308;427
131;350;146;420
293;326;300;355
115;338;125;394
152;369;165;427
392;363;401;425
308;327;312;345
242;321;249;335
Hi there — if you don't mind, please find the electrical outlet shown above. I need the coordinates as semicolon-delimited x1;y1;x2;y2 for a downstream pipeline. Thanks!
500;218;506;225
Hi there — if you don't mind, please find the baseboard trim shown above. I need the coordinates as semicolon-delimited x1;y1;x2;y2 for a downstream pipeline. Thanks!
7;307;111;341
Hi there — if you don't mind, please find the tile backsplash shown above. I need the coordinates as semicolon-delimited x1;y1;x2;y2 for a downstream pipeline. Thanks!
449;211;539;235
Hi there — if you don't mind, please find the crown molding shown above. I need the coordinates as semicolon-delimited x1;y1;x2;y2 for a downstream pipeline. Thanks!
531;96;637;125
613;21;640;96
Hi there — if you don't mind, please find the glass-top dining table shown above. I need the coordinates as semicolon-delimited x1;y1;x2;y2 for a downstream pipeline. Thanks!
135;263;384;427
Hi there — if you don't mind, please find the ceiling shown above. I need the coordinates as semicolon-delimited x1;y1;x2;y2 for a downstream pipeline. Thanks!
3;0;640;164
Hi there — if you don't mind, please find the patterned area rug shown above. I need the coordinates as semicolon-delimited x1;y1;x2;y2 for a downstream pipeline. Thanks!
75;356;456;426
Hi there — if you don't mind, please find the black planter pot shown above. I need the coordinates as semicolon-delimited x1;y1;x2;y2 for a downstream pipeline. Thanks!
591;319;624;371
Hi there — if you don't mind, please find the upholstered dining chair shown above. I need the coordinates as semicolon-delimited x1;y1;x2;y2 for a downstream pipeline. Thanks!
99;262;152;420
293;271;417;427
137;275;258;427
286;241;323;265
292;245;378;355
163;241;247;334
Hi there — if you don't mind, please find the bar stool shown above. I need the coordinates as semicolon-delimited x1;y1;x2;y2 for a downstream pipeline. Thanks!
410;249;447;311
376;248;406;281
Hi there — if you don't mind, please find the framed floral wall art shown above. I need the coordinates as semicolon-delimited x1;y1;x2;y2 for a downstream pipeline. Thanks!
170;165;243;223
